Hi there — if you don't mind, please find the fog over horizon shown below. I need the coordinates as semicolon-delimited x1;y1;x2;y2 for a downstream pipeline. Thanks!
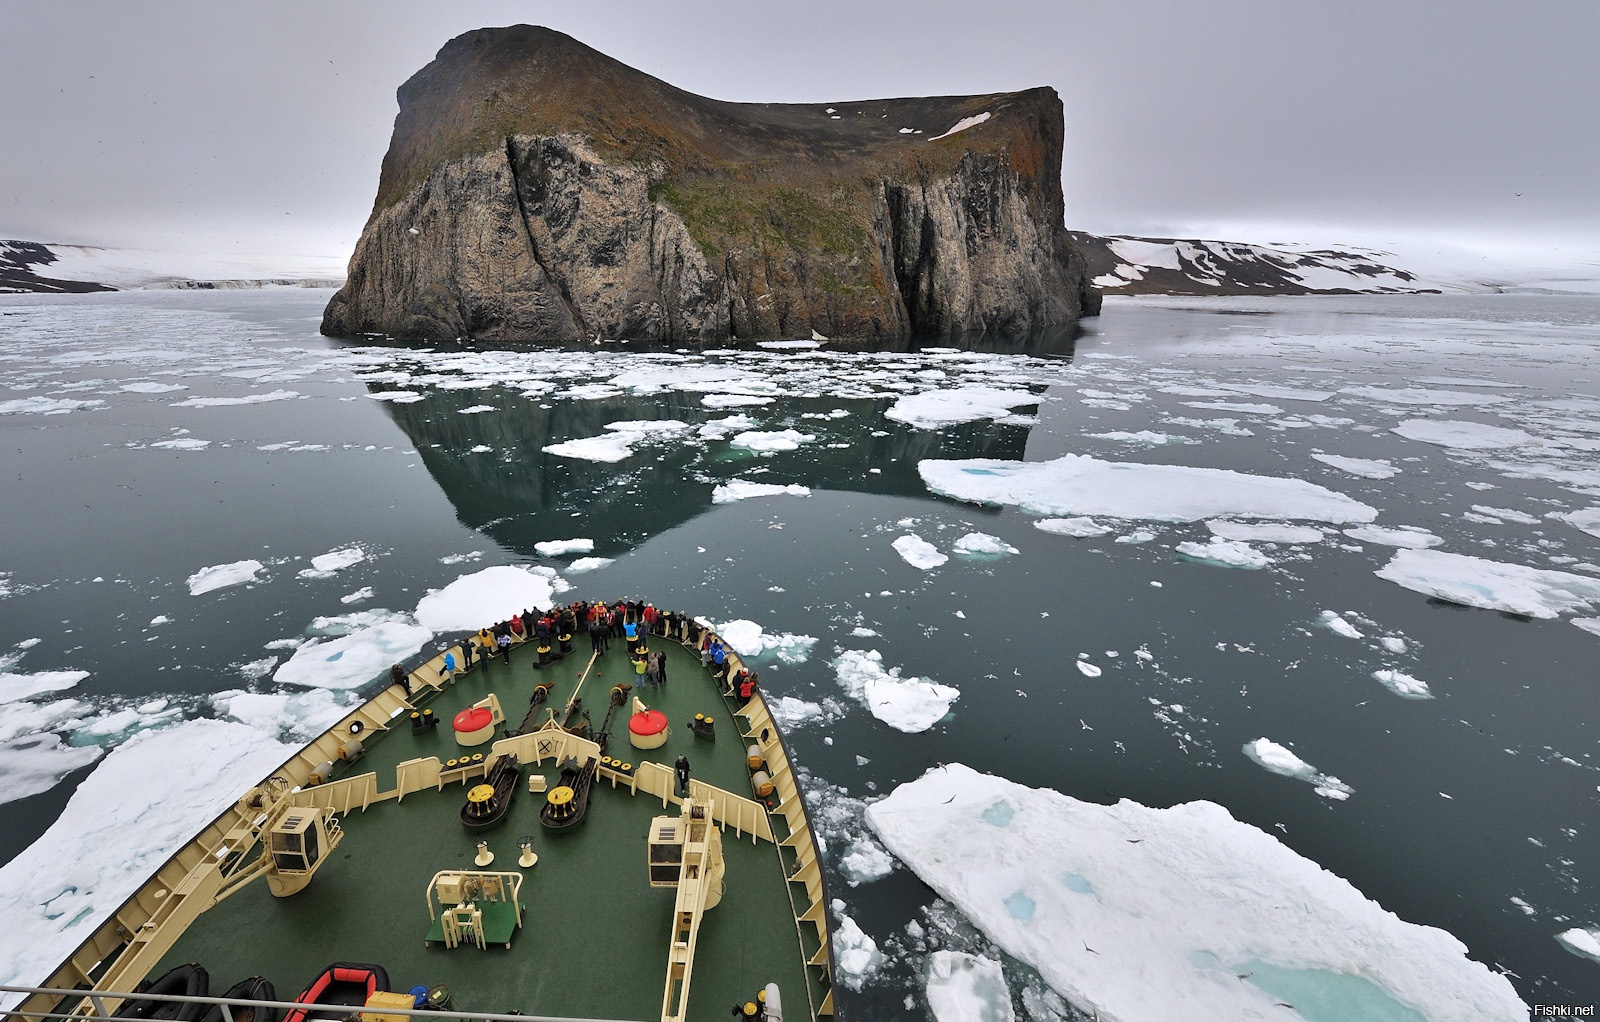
4;1;1597;276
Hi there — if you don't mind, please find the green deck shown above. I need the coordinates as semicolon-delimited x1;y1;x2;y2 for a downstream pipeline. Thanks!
156;629;823;1022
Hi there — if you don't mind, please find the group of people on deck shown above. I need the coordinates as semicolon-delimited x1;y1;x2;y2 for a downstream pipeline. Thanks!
396;597;757;702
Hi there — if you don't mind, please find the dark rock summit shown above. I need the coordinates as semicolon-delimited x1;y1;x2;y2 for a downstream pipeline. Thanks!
322;25;1100;343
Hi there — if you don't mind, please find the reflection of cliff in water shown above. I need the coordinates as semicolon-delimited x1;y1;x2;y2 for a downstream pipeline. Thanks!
373;384;1033;560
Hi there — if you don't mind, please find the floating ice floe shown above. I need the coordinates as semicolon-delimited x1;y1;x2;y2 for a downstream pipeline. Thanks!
1375;549;1600;619
1205;520;1324;544
1319;611;1365;639
893;535;948;570
1573;618;1600;637
864;764;1527;1022
885;386;1039;429
1372;669;1433;699
413;565;557;632
1242;738;1353;799
297;546;366;578
0;720;294;1008
1556;926;1600;963
273;611;434;691
729;428;816;453
1342;524;1444;548
830;903;884;990
1176;538;1270;569
0;396;106;415
711;480;812;503
833;650;958;732
1075;660;1102;678
920;454;1377;524
565;557;613;573
1390;419;1535;450
712;620;817;663
926;951;1014;1022
534;538;594;557
1310;453;1400;479
1034;517;1111;538
1087;430;1193;445
213;687;350;741
1183;400;1284;415
952;532;1018;556
172;389;300;407
149;437;212;451
0;669;89;704
1549;507;1600;538
544;420;691;462
1342;387;1511;407
186;559;264;596
839;839;895;886
0;734;103;806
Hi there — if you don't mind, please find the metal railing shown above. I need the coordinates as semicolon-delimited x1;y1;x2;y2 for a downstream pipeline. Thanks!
0;986;642;1022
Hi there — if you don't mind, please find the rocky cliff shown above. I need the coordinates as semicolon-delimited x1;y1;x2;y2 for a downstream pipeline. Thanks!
322;25;1100;343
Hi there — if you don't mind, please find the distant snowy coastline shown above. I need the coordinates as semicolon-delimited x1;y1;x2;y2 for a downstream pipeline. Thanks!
1;239;344;293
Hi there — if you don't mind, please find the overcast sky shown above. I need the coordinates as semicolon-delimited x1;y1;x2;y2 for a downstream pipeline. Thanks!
4;0;1597;273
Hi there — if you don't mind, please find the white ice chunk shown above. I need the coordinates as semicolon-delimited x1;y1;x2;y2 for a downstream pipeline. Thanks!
865;764;1527;1022
297;546;366;578
565;557;613;573
1549;507;1600;539
893;535;949;570
186;559;264;596
926;951;1015;1022
1390;419;1535;450
839;839;896;886
833;649;958;732
886;386;1038;429
1342;525;1444;548
1343;387;1510;407
1205;520;1325;544
1176;538;1271;569
0;670;89;704
1372;670;1433;699
1242;738;1353;799
413;565;556;632
830;905;884;990
711;480;812;503
730;428;816;452
1556;927;1600;963
1319;611;1365;639
0;734;104;805
1035;517;1111;538
0;721;294;1008
273;612;434;691
952;532;1019;556
1310;453;1400;479
920;454;1377;524
534;538;594;557
170;389;300;408
1374;549;1600;619
1574;618;1600;637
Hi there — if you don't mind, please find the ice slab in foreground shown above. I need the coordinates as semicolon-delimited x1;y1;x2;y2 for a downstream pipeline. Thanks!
1375;548;1600;619
865;764;1526;1021
920;454;1377;524
0;720;295;1008
926;950;1015;1022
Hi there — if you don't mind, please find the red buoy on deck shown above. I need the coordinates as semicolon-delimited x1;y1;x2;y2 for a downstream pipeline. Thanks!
628;708;669;750
453;706;494;746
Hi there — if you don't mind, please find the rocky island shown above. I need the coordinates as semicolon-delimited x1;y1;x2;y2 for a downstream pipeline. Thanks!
321;25;1100;343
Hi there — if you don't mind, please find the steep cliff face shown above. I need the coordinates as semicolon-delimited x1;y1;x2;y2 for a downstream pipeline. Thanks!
323;25;1100;342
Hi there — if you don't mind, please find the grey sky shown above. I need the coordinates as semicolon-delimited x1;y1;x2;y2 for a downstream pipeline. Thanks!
4;0;1597;270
